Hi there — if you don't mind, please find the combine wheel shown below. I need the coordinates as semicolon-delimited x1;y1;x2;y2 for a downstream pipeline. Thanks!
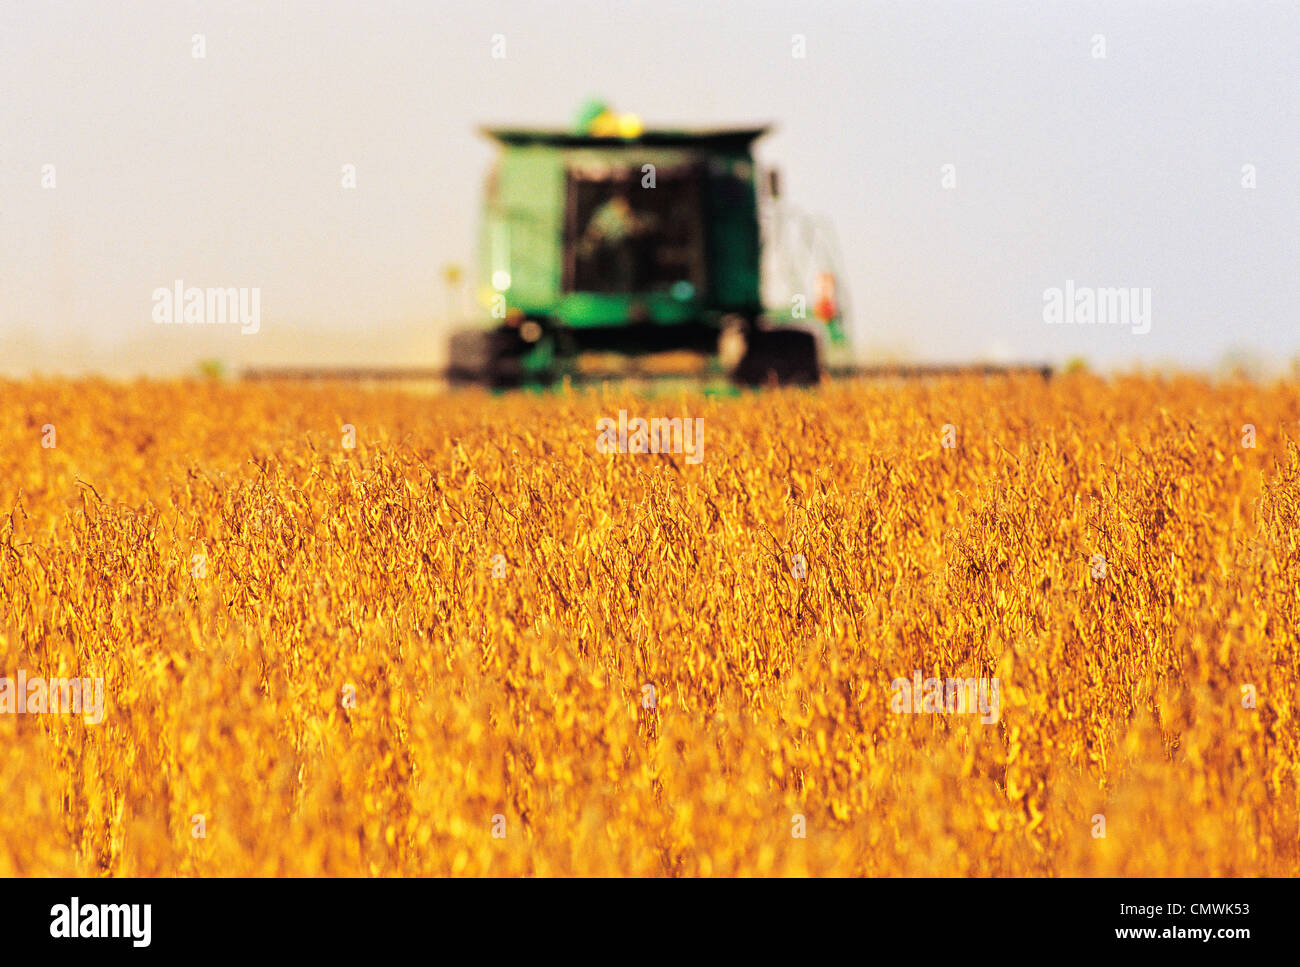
447;328;526;388
732;327;820;387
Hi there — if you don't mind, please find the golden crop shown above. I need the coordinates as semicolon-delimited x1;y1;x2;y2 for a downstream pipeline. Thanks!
1;373;1297;876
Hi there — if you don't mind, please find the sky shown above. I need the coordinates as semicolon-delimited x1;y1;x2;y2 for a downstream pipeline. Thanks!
1;0;1296;376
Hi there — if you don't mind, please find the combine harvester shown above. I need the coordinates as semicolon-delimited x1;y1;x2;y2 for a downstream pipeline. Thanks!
447;100;848;388
245;101;1048;387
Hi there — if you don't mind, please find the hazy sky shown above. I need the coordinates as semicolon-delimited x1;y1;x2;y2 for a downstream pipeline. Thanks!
2;0;1296;375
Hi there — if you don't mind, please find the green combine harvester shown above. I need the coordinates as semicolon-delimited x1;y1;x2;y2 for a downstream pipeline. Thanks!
448;100;848;388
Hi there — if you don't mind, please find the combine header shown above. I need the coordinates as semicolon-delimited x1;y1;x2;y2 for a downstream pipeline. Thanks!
447;101;847;388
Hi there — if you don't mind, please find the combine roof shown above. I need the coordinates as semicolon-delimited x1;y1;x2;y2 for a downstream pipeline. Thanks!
481;127;770;150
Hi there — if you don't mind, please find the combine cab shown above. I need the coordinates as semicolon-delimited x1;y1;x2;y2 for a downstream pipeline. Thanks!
447;103;847;387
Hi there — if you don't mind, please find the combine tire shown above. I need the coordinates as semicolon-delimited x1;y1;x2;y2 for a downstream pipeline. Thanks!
446;328;526;388
733;328;820;387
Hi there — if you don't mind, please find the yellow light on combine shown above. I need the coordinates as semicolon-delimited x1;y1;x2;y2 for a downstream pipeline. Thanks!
616;113;644;138
588;110;619;137
589;109;643;139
